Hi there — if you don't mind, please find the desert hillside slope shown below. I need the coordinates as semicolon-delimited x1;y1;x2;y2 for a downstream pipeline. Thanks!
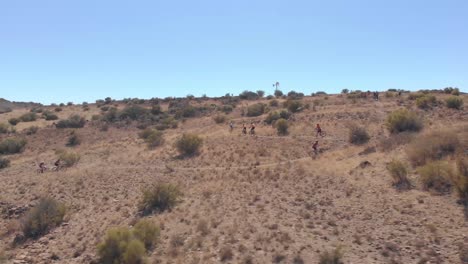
0;91;467;264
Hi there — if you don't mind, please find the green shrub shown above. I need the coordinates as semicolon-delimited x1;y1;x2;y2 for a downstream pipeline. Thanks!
133;219;160;250
213;115;226;124
0;157;10;169
348;125;370;145
119;105;149;120
21;197;66;239
451;88;460;96
408;92;425;100
19;113;37;122
276;118;288;136
386;109;423;134
58;151;80;167
220;105;233;114
274;90;283;98
256;90;265;98
97;227;146;264
54;107;62;112
319;246;344;264
66;131;81;147
138;129;164;149
151;105;162;115
138;183;182;215
265;110;290;124
341;89;349;94
406;131;459;166
56;115;86;128
283;99;303;113
239;90;259;100
418;161;454;194
175;134;203;156
246;103;266;117
269;99;279;107
8;118;20;126
0;138;27;155
387;160;411;190
0;123;10;134
42;111;58;120
446;96;463;110
25;126;39;135
416;95;436;109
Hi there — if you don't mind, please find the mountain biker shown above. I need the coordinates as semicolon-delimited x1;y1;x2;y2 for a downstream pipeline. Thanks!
39;162;46;173
229;121;234;132
312;141;319;155
250;122;256;135
242;124;247;135
316;124;322;137
53;159;61;171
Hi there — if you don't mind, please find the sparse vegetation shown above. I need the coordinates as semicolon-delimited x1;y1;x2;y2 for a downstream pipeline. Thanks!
418;161;454;194
446;96;463;110
0;123;11;134
8;118;20;126
387;160;411;190
453;157;468;204
25;126;38;135
386;109;423;133
133;219;160;250
175;134;203;156
348;125;370;145
265;110;291;125
20;197;66;239
0;138;27;155
42;110;59;120
283;99;303;113
406;131;459;166
138;183;182;215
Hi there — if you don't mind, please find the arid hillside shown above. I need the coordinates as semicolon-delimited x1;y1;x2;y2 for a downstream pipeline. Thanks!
0;90;467;264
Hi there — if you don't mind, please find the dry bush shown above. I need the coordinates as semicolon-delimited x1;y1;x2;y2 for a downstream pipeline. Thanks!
213;115;227;124
21;197;66;239
58;151;81;167
416;95;436;109
246;103;266;117
175;134;203;156
386;109;423;133
0;138;27;155
284;99;303;113
319;246;344;264
378;132;414;152
138;183;182;215
269;99;279;107
408;92;425;100
446;96;464;110
133;219;160;250
453;157;468;204
0;157;10;170
348;125;370;145
138;128;164;149
66;131;81;147
8;118;20;126
56;115;86;128
19;112;37;122
406;131;459;166
387;160;411;190
25;126;39;135
418;161;454;194
219;246;233;261
275;118;289;136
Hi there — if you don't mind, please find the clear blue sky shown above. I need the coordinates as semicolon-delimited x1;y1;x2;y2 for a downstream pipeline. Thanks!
1;0;467;104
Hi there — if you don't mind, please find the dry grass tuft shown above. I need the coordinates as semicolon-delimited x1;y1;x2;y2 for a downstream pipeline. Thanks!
386;109;423;134
138;183;182;215
20;197;66;239
418;161;454;194
406;131;459;166
387;160;412;190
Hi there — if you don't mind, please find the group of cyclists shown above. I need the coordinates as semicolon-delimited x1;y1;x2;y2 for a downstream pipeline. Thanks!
37;159;62;173
229;121;324;155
